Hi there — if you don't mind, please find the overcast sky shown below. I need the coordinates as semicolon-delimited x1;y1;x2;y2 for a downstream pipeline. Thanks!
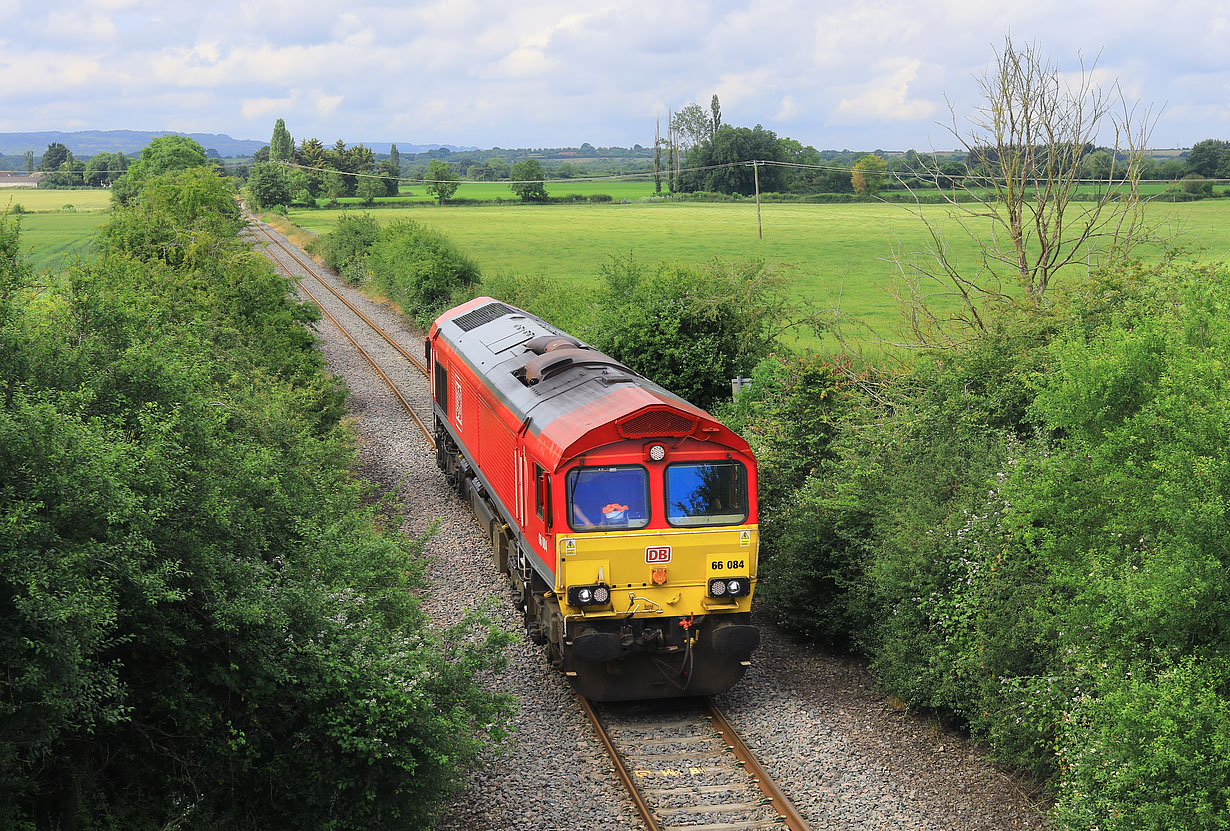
2;0;1226;152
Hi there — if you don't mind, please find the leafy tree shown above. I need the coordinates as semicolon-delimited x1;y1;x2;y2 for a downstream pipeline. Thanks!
356;173;383;205
710;94;722;138
486;156;511;180
247;161;292;209
270;118;294;162
378;159;401;195
83;153;118;187
111;135;211;205
1;170;511;829
307;211;382;276
671;103;711;153
509;158;548;202
296;137;327;168
1186;139;1229;178
322;171;346;204
424;159;459;203
22;150;33;173
851;154;886;196
39;142;71;172
679;125;786;196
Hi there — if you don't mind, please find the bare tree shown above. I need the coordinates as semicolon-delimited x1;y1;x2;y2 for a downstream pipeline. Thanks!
894;37;1158;348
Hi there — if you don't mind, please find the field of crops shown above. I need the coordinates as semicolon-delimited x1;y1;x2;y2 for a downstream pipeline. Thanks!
1;188;112;212
287;198;1230;346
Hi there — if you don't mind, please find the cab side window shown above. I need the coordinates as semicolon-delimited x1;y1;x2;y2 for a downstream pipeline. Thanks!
534;464;551;525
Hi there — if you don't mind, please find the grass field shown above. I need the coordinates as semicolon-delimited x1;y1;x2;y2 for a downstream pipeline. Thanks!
323;179;659;207
1;189;112;213
285;198;1230;347
17;213;108;272
2;189;111;272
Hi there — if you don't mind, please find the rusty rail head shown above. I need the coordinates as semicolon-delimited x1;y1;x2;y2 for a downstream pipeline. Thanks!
706;698;811;831
575;694;661;831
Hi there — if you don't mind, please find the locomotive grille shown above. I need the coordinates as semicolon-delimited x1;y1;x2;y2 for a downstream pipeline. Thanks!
452;302;513;332
618;410;696;438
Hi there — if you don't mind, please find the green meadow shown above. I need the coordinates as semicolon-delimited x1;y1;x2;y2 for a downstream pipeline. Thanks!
326;179;659;206
1;189;112;213
287;198;1230;346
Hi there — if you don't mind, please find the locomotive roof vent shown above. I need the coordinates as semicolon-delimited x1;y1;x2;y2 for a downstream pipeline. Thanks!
524;334;582;355
451;301;514;332
617;409;697;438
522;348;631;385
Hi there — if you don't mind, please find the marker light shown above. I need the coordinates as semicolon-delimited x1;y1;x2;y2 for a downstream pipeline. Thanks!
709;578;728;597
568;584;612;607
647;443;667;462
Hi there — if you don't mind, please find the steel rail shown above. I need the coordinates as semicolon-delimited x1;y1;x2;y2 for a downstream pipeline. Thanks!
254;226;437;449
579;694;811;831
251;220;429;377
706;699;810;831
575;694;661;831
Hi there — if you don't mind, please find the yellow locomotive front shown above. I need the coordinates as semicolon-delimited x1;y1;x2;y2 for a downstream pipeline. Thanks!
547;440;760;701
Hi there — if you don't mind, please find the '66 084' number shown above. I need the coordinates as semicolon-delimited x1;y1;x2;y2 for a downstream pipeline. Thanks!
712;559;745;570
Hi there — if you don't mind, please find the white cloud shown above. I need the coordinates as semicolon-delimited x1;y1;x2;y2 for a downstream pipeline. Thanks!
776;94;798;121
836;59;937;122
241;96;290;120
0;0;1223;150
316;94;342;116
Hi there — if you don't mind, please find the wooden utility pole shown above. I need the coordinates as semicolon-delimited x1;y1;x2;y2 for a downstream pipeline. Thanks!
753;161;762;239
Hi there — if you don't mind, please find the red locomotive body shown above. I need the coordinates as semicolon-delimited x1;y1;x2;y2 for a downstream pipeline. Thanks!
427;298;760;701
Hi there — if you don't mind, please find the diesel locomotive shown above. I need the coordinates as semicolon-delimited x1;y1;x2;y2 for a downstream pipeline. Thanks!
427;298;760;701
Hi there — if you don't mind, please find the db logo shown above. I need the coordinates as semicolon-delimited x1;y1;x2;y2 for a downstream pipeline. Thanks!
645;545;672;564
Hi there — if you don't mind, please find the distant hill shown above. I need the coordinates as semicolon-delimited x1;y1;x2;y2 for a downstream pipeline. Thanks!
0;130;477;159
0;130;266;157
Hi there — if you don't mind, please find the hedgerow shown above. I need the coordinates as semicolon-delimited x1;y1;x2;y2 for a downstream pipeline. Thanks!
750;260;1230;827
0;159;510;828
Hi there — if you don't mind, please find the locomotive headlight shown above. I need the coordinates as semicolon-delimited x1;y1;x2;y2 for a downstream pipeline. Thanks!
646;443;667;462
592;585;610;604
727;579;743;596
577;587;593;604
709;578;727;597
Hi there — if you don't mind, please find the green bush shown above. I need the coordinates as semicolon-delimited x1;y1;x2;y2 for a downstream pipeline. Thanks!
306;211;381;276
478;271;596;336
367;219;481;322
589;255;795;411
1057;657;1230;830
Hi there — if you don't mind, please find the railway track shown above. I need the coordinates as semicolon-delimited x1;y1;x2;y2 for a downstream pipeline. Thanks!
246;216;810;831
247;217;437;448
579;696;808;831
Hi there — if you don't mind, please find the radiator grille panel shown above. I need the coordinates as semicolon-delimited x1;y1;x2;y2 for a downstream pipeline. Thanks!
618;410;696;438
452;302;512;332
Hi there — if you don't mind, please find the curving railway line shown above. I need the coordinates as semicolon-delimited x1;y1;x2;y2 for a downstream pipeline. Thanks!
246;215;810;831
